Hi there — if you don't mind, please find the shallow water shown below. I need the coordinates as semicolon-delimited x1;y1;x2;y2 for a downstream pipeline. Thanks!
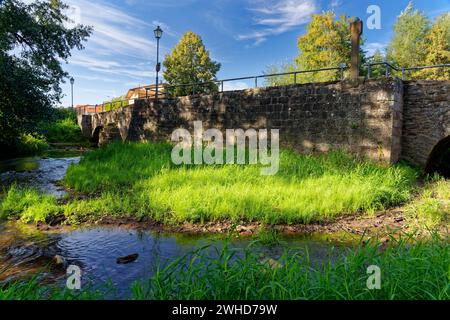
0;223;350;298
0;156;80;198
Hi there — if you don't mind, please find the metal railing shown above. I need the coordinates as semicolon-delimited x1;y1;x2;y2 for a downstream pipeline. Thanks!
77;99;133;115
163;65;349;97
366;62;450;80
78;63;449;114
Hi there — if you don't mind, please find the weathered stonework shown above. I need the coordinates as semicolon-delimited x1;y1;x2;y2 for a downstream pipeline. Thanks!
401;80;450;167
79;78;449;167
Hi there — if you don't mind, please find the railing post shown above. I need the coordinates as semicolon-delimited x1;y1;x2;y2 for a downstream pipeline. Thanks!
385;63;389;78
294;72;297;84
193;84;195;96
402;67;405;80
221;81;224;93
255;77;258;88
339;64;345;80
367;64;371;79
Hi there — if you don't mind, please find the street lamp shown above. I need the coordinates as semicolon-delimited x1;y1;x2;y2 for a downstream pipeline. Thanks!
70;77;75;110
154;26;163;101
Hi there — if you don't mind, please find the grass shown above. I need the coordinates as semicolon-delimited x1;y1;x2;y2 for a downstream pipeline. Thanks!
405;177;450;228
0;231;448;300
0;185;60;224
0;142;420;225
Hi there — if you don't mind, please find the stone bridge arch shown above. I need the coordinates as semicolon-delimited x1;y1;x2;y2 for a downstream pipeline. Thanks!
425;136;450;177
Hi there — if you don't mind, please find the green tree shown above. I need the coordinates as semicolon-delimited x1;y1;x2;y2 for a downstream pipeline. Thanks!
264;60;299;87
366;50;387;78
0;0;91;154
387;2;430;72
416;13;450;80
294;12;353;83
163;31;221;97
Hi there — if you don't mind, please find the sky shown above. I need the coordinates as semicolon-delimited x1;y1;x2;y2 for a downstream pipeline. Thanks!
56;0;450;107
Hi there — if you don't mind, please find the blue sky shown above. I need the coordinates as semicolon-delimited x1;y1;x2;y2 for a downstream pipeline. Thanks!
58;0;450;107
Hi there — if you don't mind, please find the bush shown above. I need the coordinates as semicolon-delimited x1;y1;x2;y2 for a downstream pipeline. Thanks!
15;134;49;156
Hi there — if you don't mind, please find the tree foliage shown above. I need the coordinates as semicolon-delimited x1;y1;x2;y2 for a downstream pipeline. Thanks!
387;2;430;71
163;31;221;97
294;12;353;82
265;12;364;85
415;13;450;80
0;0;91;151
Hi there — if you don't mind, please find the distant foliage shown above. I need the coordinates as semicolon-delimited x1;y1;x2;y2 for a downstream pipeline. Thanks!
163;31;221;97
0;0;91;152
387;2;430;71
387;2;449;80
294;12;354;83
265;12;365;85
415;13;450;80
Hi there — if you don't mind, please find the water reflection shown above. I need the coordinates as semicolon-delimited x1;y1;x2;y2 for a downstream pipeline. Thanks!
1;224;350;298
0;157;80;198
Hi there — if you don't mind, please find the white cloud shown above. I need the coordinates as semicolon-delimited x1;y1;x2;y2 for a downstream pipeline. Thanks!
223;81;250;91
330;0;341;9
152;20;177;37
364;42;387;56
237;0;317;46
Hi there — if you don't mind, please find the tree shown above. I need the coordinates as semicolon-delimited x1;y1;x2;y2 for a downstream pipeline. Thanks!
366;50;386;78
294;12;354;83
163;31;221;97
416;13;450;80
0;0;91;152
264;61;300;87
387;2;430;71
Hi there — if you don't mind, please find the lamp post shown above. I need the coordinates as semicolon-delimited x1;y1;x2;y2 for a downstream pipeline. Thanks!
70;77;75;110
154;26;163;101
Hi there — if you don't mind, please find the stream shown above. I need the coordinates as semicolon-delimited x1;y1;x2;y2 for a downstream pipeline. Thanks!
0;155;353;298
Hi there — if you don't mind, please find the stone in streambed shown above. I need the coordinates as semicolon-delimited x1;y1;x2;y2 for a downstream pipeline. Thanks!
116;253;139;264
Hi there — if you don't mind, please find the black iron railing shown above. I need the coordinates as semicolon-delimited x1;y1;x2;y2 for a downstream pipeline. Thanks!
79;63;449;114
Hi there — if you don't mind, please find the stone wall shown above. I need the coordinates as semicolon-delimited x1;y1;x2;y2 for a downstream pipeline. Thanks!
86;78;405;164
401;80;450;167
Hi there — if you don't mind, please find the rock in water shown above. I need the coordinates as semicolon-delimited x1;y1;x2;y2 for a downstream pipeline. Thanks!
53;255;67;268
116;253;139;264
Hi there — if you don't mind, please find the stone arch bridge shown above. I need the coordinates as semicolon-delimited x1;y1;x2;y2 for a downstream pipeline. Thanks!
78;78;450;175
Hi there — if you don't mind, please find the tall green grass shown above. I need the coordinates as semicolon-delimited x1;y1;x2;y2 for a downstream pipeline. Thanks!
1;142;419;225
63;142;418;224
1;232;448;300
406;177;450;228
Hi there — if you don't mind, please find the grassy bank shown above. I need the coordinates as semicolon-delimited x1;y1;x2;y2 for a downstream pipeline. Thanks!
2;108;88;159
1;142;420;225
0;232;448;300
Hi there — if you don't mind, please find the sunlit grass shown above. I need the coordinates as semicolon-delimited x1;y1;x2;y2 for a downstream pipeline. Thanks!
406;177;450;228
1;142;419;225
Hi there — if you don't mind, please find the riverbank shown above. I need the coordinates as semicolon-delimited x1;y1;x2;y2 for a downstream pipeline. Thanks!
1;142;423;226
1;142;448;236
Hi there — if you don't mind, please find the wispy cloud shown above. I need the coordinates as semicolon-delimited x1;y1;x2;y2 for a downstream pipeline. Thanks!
364;42;387;56
61;0;162;103
237;0;317;46
152;20;177;37
329;0;341;9
223;81;250;91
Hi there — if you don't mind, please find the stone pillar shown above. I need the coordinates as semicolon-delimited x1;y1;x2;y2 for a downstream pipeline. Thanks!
350;18;363;80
